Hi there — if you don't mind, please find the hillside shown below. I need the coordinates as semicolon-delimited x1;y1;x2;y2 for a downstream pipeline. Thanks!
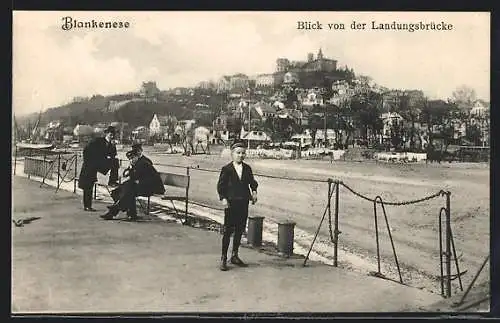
16;95;200;129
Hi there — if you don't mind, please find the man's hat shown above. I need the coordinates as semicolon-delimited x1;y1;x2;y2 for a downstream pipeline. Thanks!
131;143;143;151
230;140;246;150
104;126;116;134
126;149;139;159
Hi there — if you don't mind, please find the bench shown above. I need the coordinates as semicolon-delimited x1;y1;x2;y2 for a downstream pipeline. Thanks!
87;165;191;220
146;168;190;220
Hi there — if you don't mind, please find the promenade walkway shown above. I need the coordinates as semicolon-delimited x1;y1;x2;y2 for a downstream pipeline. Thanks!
11;175;442;313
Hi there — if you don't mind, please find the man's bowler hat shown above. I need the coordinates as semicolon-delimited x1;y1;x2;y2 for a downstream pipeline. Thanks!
126;150;139;159
131;143;143;151
104;126;116;134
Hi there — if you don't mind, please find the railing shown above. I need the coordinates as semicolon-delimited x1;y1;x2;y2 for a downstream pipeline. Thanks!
14;147;468;299
24;156;54;180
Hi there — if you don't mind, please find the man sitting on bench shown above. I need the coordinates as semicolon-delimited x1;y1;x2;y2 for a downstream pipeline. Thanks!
131;143;153;165
101;148;165;221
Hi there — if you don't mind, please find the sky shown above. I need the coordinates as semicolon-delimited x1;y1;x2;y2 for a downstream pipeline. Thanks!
12;11;490;116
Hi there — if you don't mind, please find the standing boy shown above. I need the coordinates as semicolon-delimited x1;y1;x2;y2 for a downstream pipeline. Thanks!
216;141;258;271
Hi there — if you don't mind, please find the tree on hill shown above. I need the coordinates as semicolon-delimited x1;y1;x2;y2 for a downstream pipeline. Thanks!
349;89;384;145
225;115;243;140
451;85;477;113
398;91;425;150
420;99;459;152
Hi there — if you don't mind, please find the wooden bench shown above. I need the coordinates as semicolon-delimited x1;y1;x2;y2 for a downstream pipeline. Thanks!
87;166;191;220
146;168;191;220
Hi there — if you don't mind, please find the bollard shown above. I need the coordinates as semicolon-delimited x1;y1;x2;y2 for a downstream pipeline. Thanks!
247;216;264;247
277;220;296;257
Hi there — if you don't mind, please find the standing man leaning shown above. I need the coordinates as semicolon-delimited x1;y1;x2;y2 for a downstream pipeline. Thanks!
78;126;120;212
217;140;258;271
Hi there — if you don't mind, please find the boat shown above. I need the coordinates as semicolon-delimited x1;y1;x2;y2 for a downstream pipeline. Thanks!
16;143;55;150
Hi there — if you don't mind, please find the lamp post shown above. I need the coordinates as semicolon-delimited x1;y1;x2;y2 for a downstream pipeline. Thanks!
247;87;252;149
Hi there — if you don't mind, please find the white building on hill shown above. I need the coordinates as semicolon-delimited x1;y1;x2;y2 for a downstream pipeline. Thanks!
149;114;177;137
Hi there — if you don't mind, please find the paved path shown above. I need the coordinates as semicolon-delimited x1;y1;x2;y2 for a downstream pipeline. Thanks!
12;176;442;313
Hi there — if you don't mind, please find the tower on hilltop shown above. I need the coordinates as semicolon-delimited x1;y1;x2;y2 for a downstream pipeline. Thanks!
317;48;324;60
307;53;314;62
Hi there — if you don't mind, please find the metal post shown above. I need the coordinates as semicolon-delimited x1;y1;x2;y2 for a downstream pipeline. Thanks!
185;167;190;223
247;95;251;150
326;180;332;264
13;145;17;175
454;255;489;307
28;149;32;179
42;152;47;184
373;201;381;273
445;191;452;298
324;104;327;148
57;153;61;190
73;154;78;193
438;208;445;297
334;180;340;267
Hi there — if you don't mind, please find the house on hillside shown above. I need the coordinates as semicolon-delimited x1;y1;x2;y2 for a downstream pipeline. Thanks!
314;129;337;146
131;126;149;143
47;120;62;129
277;109;308;126
194;126;211;143
208;129;230;144
301;89;325;108
291;131;313;147
229;73;250;92
241;130;272;148
381;112;404;141
255;73;275;88
175;119;197;134
140;81;160;101
217;76;231;93
213;114;228;131
470;100;489;117
44;120;64;142
149;114;177;138
93;123;108;136
252;102;277;121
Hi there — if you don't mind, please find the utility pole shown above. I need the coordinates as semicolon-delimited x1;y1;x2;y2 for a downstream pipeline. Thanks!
324;104;327;148
247;87;252;149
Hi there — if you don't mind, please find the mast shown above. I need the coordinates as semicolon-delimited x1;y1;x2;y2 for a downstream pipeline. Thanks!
13;115;19;143
31;110;42;142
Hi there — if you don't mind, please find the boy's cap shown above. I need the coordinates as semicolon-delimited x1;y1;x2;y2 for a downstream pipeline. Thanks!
104;126;116;134
231;141;246;150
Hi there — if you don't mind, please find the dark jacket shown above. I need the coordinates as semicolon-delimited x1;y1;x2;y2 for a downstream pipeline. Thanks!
217;162;258;202
128;155;165;197
138;155;153;166
78;137;116;189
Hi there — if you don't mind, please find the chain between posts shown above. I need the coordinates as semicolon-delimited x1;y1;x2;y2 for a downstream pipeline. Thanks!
339;181;448;206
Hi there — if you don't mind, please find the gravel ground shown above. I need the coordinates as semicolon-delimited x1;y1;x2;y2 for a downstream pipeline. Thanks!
12;176;444;313
18;145;490;306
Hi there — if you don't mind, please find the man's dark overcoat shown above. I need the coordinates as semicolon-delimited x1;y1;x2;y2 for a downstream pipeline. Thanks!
78;137;117;189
